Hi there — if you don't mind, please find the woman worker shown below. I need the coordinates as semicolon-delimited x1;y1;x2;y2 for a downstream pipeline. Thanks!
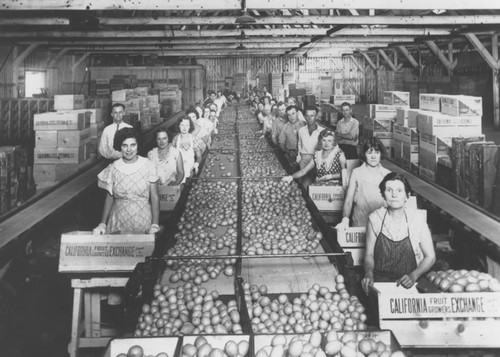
171;116;203;183
93;128;160;235
282;129;347;185
337;137;391;228
362;173;436;292
148;127;184;186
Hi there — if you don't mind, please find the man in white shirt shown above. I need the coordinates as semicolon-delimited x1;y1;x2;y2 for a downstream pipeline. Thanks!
98;103;133;160
336;102;359;159
297;105;325;188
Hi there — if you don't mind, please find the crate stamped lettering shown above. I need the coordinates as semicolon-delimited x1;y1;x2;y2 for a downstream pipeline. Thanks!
59;231;155;273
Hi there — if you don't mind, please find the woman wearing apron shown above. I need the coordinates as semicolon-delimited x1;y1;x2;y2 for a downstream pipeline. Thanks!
337;137;391;228
171;116;202;184
362;173;435;292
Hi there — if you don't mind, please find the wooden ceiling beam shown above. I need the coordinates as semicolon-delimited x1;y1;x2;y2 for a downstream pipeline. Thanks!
359;52;378;70
0;27;451;39
397;45;419;68
464;32;500;70
12;43;39;68
0;17;69;25
88;15;500;27
1;0;498;10
425;40;458;72
377;49;403;71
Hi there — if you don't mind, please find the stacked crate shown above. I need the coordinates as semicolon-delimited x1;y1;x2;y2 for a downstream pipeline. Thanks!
233;73;247;96
112;87;160;131
0;147;15;214
268;73;283;99
416;94;483;182
282;73;295;96
319;76;333;101
157;84;181;119
257;73;269;91
33;95;92;188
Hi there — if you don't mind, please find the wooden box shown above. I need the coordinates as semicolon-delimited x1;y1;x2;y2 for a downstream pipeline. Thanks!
59;231;155;273
370;282;500;348
440;95;483;117
54;94;85;111
57;128;91;148
103;337;180;357
34;111;90;131
111;89;134;102
419;93;442;112
35;130;58;147
158;185;181;211
33;162;81;183
469;144;500;209
34;145;87;164
331;94;355;105
416;112;482;137
336;227;366;248
182;335;250;355
384;91;410;106
395;108;409;126
369;104;398;119
308;184;344;211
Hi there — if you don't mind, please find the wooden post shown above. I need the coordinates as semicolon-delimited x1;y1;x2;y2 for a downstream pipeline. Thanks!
492;35;499;129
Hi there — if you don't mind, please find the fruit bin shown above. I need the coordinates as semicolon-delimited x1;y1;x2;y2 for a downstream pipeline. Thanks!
369;282;500;348
251;330;402;357
103;336;181;357
200;150;238;179
211;134;238;150
180;334;250;356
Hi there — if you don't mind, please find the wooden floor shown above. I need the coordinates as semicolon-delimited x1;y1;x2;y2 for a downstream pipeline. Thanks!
383;160;500;248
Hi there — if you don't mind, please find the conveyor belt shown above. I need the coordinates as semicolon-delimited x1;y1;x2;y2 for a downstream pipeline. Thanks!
0;112;183;265
384;160;500;248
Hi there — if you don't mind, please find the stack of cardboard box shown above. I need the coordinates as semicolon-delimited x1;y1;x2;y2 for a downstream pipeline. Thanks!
32;95;94;188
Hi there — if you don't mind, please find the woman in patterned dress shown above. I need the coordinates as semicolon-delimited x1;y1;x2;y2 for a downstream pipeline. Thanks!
93;128;160;235
148;127;184;186
282;128;347;185
171;116;203;184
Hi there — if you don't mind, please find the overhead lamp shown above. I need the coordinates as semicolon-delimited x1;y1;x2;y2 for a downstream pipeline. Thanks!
235;0;256;24
237;31;248;40
235;11;257;24
236;43;247;50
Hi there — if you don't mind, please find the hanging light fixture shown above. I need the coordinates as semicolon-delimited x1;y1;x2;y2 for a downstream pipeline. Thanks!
235;0;256;24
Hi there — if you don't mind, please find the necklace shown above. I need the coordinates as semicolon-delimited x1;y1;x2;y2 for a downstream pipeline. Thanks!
158;146;170;161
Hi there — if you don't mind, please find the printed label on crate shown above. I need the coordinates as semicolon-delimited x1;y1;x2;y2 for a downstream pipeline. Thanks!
336;227;366;247
332;95;355;105
59;231;155;272
54;95;85;111
309;185;344;211
34;112;89;130
378;291;500;319
384;91;410;106
441;95;482;116
419;94;442;112
159;185;181;211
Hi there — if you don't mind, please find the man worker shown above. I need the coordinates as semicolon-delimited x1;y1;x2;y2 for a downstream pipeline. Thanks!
271;101;288;147
297;105;325;188
335;102;359;159
285;96;306;124
98;103;133;160
278;105;305;167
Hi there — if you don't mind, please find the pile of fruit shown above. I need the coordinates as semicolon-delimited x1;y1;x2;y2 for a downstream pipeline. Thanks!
241;179;322;255
181;336;249;357
426;269;500;293
134;283;243;337
115;345;169;357
243;278;367;334
165;180;238;285
254;330;405;357
240;151;286;177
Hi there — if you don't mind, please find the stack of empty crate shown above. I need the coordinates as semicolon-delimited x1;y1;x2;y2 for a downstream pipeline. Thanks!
33;95;95;188
112;87;160;131
157;84;181;119
0;146;25;214
364;92;411;158
415;93;483;182
269;73;284;100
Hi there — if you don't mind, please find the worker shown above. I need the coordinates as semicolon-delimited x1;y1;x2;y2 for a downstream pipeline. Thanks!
98;103;133;160
296;105;325;188
93;128;160;235
278;105;305;166
362;173;436;292
271;101;287;147
337;137;391;228
147;127;184;186
335;102;359;159
283;129;346;185
171;116;203;183
285;96;305;123
186;108;207;155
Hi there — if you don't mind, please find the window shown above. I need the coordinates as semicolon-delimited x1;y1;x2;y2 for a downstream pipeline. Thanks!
25;71;46;97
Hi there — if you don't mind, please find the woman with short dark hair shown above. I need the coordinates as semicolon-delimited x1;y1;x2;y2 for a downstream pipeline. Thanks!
148;127;184;186
93;127;160;235
171;116;202;183
362;173;436;292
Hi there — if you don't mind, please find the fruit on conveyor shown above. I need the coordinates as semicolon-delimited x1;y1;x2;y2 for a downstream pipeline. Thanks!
426;269;500;293
135;283;243;337
243;278;368;334
241;179;322;256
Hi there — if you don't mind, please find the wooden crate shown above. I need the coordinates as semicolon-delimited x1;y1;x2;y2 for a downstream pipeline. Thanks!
158;185;181;211
58;231;155;273
470;144;500;209
103;337;180;357
308;184;344;211
370;282;500;348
